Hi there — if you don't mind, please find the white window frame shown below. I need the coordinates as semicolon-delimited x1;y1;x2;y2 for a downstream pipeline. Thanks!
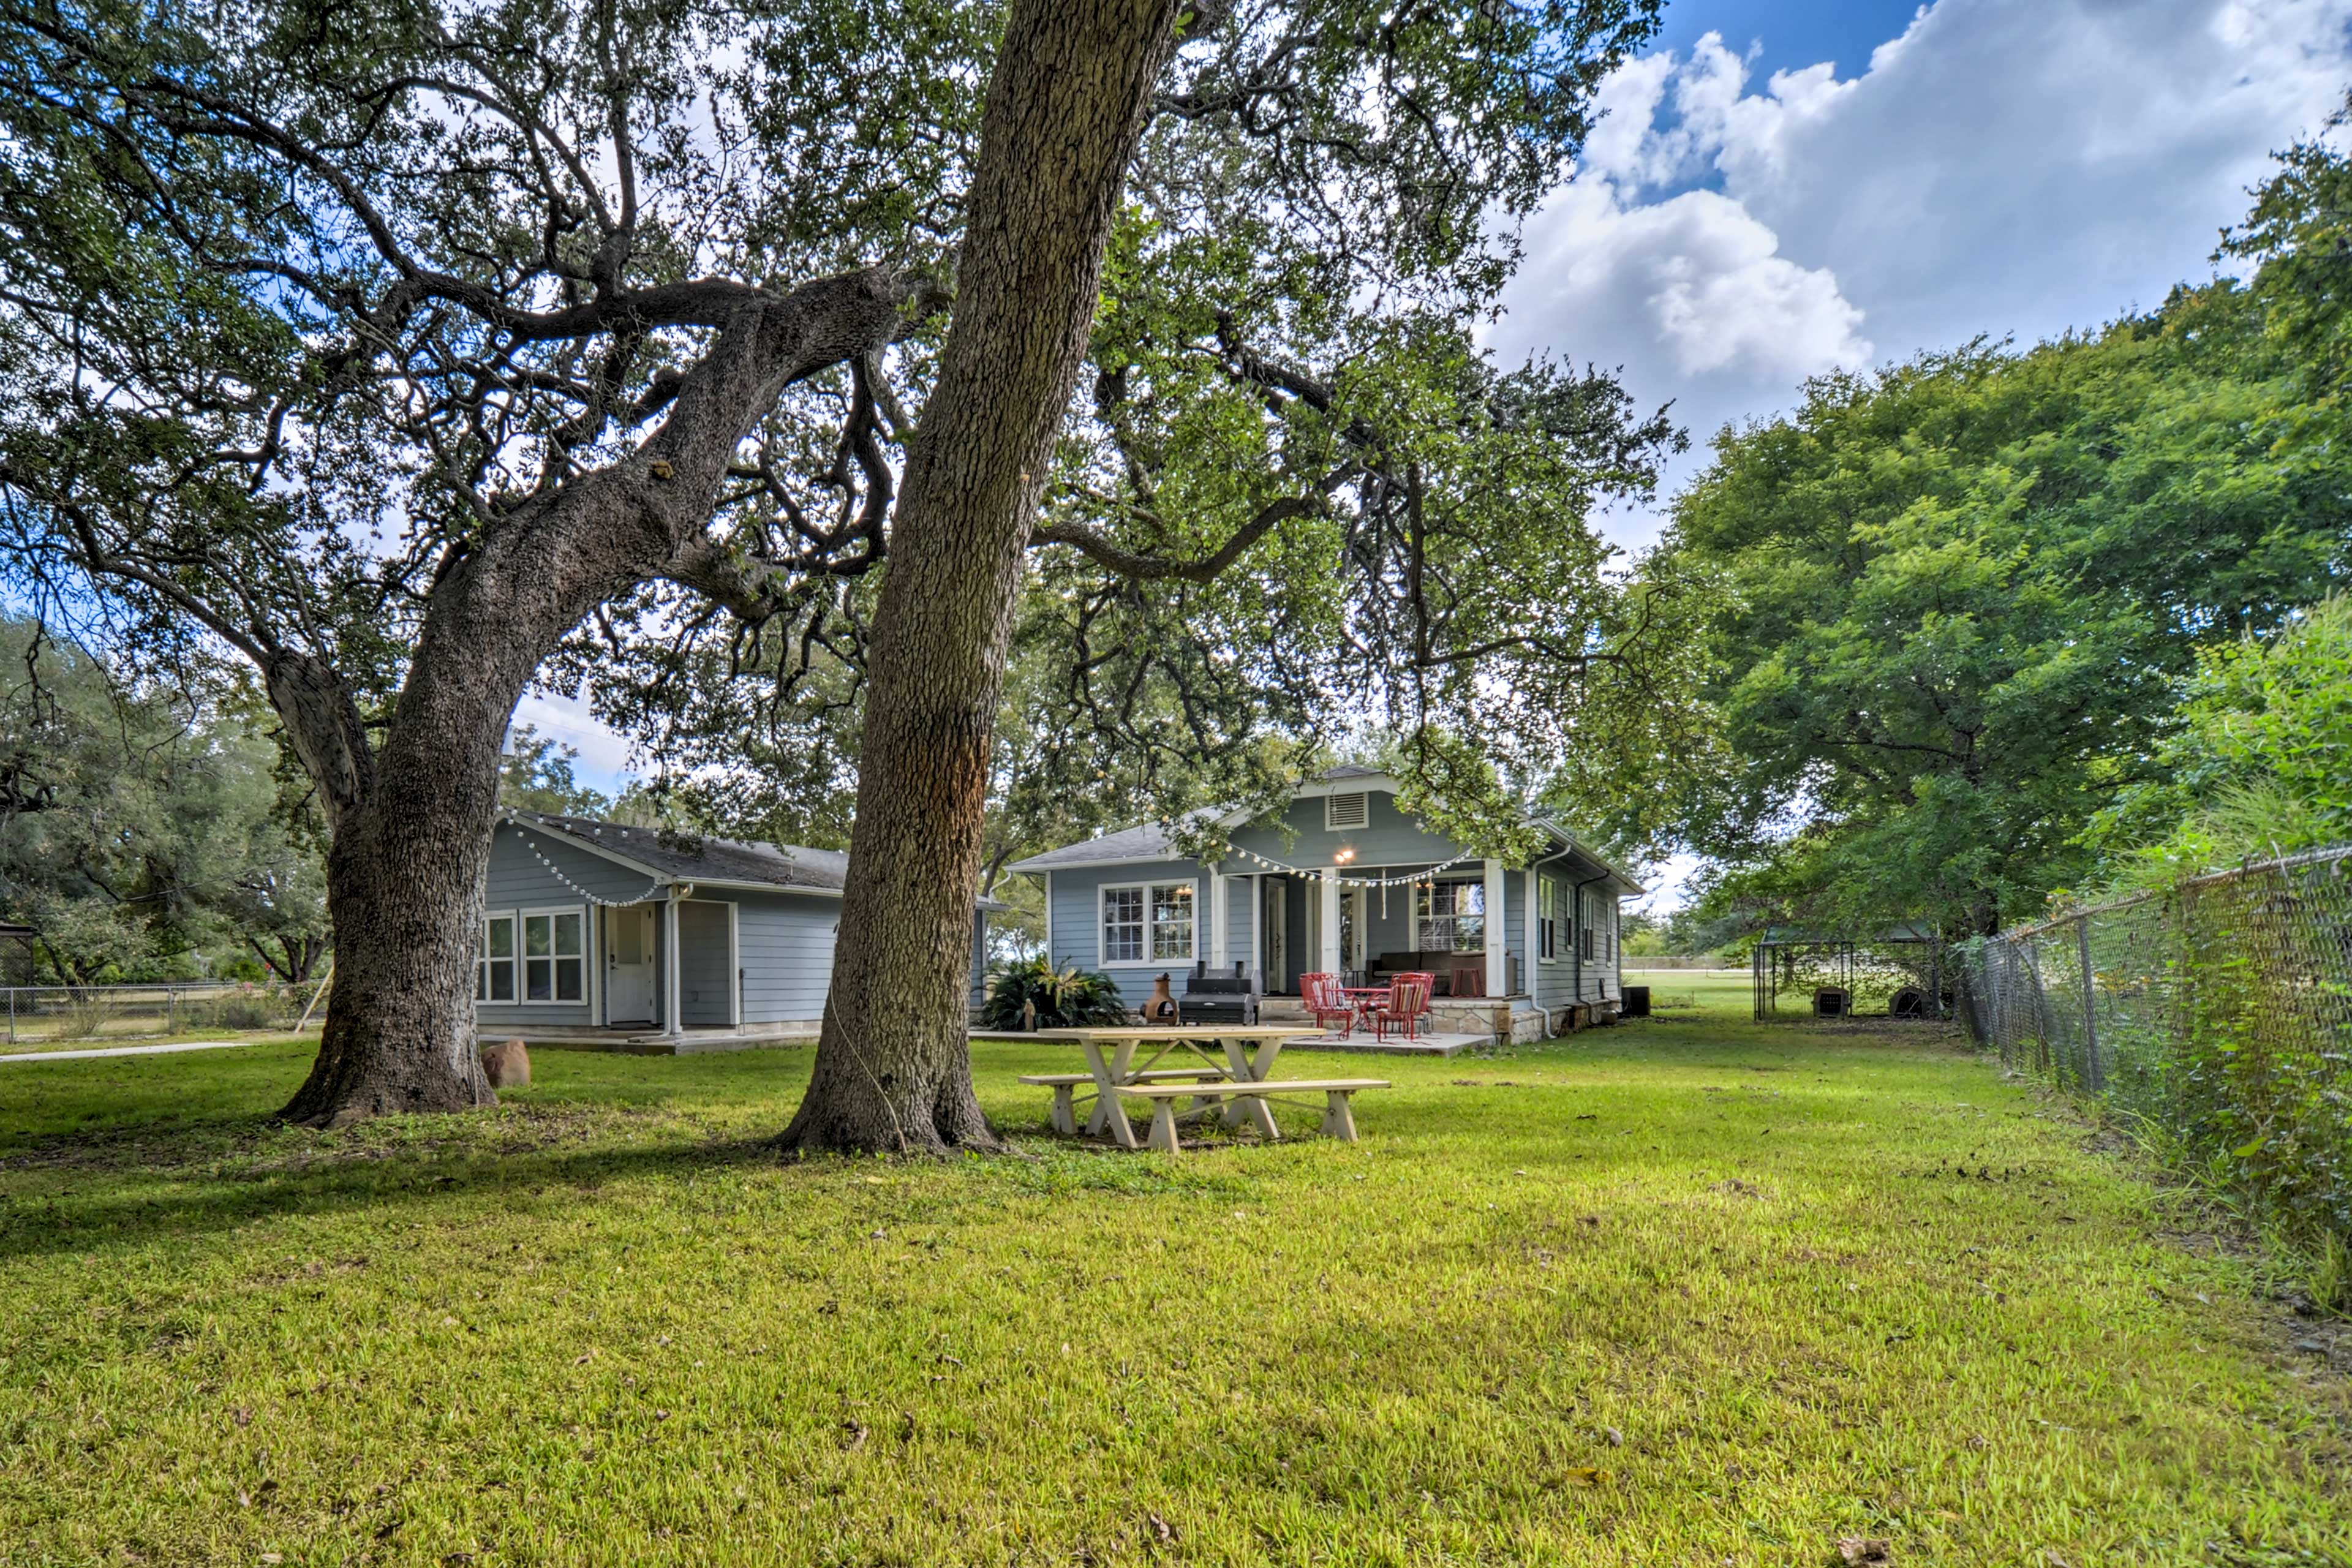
520;903;590;1005
1099;879;1197;965
1324;790;1369;831
1538;876;1559;963
478;912;519;1005
1414;878;1485;954
1580;889;1599;962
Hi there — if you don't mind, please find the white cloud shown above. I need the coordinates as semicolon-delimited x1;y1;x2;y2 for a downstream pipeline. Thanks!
512;687;639;795
1498;0;2352;553
1515;179;1871;382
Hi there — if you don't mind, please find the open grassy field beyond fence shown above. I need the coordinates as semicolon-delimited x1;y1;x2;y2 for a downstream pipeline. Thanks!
1;1008;2346;1566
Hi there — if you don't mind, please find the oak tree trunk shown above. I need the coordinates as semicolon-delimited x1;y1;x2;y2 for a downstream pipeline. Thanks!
277;274;914;1126
782;0;1186;1153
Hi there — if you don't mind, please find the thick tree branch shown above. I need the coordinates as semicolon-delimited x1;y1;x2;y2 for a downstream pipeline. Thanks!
1031;494;1318;581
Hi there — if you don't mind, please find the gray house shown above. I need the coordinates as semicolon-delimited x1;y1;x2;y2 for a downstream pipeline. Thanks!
1005;767;1641;1038
477;812;997;1044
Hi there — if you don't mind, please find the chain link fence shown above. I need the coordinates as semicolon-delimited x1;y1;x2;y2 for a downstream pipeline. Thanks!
1961;845;2352;1242
1;979;329;1049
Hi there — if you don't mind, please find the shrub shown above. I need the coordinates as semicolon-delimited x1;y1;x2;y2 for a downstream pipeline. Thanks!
981;959;1128;1030
204;995;281;1031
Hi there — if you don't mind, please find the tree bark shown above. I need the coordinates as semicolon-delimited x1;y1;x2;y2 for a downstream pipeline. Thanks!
782;0;1186;1153
277;270;917;1126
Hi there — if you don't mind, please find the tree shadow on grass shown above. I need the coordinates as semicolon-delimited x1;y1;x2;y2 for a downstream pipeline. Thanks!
0;1099;801;1263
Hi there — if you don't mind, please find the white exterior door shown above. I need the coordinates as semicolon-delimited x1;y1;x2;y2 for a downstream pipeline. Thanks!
606;906;655;1023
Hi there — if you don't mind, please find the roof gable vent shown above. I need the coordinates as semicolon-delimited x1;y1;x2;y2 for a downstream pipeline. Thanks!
1325;791;1369;831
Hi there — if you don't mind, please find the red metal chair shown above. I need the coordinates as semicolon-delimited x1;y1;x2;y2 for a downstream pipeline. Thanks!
1373;972;1436;1042
1301;971;1354;1036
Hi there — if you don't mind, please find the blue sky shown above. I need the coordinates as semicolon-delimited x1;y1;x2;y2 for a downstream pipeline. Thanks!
526;0;2352;880
1493;0;2352;560
1650;1;1931;85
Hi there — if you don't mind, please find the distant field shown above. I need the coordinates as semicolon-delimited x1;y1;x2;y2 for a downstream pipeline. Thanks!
1623;966;1752;1017
0;1027;309;1057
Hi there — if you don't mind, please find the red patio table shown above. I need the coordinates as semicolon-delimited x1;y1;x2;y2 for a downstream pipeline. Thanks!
1344;986;1392;1031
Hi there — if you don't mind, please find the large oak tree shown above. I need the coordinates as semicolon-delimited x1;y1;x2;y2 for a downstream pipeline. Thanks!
0;0;1667;1137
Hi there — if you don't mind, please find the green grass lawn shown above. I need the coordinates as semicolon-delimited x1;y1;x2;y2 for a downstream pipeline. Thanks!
2;1016;2345;1566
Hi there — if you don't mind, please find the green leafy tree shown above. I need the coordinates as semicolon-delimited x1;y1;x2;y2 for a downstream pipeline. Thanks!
0;617;329;983
2088;595;2352;881
496;725;611;820
0;0;1666;1140
1656;288;2347;938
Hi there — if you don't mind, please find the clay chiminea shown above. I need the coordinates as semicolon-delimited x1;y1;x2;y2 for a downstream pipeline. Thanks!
1145;972;1180;1024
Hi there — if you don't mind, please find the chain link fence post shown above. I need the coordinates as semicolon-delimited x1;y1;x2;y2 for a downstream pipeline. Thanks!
2076;913;2103;1094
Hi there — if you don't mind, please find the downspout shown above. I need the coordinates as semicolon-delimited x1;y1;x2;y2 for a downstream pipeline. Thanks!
1530;846;1575;1032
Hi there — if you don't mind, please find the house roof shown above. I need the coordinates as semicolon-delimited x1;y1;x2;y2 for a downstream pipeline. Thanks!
1004;772;1644;894
1003;820;1182;872
505;813;1006;910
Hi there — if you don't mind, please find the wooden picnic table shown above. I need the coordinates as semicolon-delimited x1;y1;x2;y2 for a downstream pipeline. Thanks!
974;1024;1298;1148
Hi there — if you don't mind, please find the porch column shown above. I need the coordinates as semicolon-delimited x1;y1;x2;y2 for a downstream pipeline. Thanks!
1483;859;1507;998
662;891;684;1036
1525;869;1540;997
1209;868;1229;969
1319;869;1341;975
1250;874;1263;987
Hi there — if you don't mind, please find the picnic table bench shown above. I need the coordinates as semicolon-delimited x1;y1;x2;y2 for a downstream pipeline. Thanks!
978;1024;1392;1151
1017;1068;1224;1135
1120;1077;1390;1153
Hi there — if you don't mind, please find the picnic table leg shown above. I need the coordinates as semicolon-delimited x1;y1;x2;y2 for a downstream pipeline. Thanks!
1084;1039;1140;1148
1082;1040;1116;1136
1217;1036;1284;1142
1319;1090;1359;1142
1050;1083;1077;1136
1145;1098;1183;1154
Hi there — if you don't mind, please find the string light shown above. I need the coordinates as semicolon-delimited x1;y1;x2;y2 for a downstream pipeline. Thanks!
1219;846;1475;888
511;826;670;908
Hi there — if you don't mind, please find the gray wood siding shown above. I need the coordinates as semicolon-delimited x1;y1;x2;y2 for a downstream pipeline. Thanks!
481;824;662;1026
1225;788;1460;870
1044;859;1205;1008
739;892;840;1023
1359;880;1415;963
1503;869;1526;986
677;900;734;1026
1220;872;1254;976
1531;874;1623;1009
673;887;840;1025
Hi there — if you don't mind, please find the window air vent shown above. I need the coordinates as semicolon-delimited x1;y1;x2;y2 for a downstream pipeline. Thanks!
1325;791;1369;831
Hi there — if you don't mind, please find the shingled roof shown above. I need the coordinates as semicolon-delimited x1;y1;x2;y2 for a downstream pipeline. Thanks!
505;813;1005;908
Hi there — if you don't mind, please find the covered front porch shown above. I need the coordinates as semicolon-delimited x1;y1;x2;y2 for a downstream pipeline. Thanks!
1211;859;1528;1002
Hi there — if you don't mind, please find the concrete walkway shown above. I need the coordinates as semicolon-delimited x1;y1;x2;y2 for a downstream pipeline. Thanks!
0;1039;258;1065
